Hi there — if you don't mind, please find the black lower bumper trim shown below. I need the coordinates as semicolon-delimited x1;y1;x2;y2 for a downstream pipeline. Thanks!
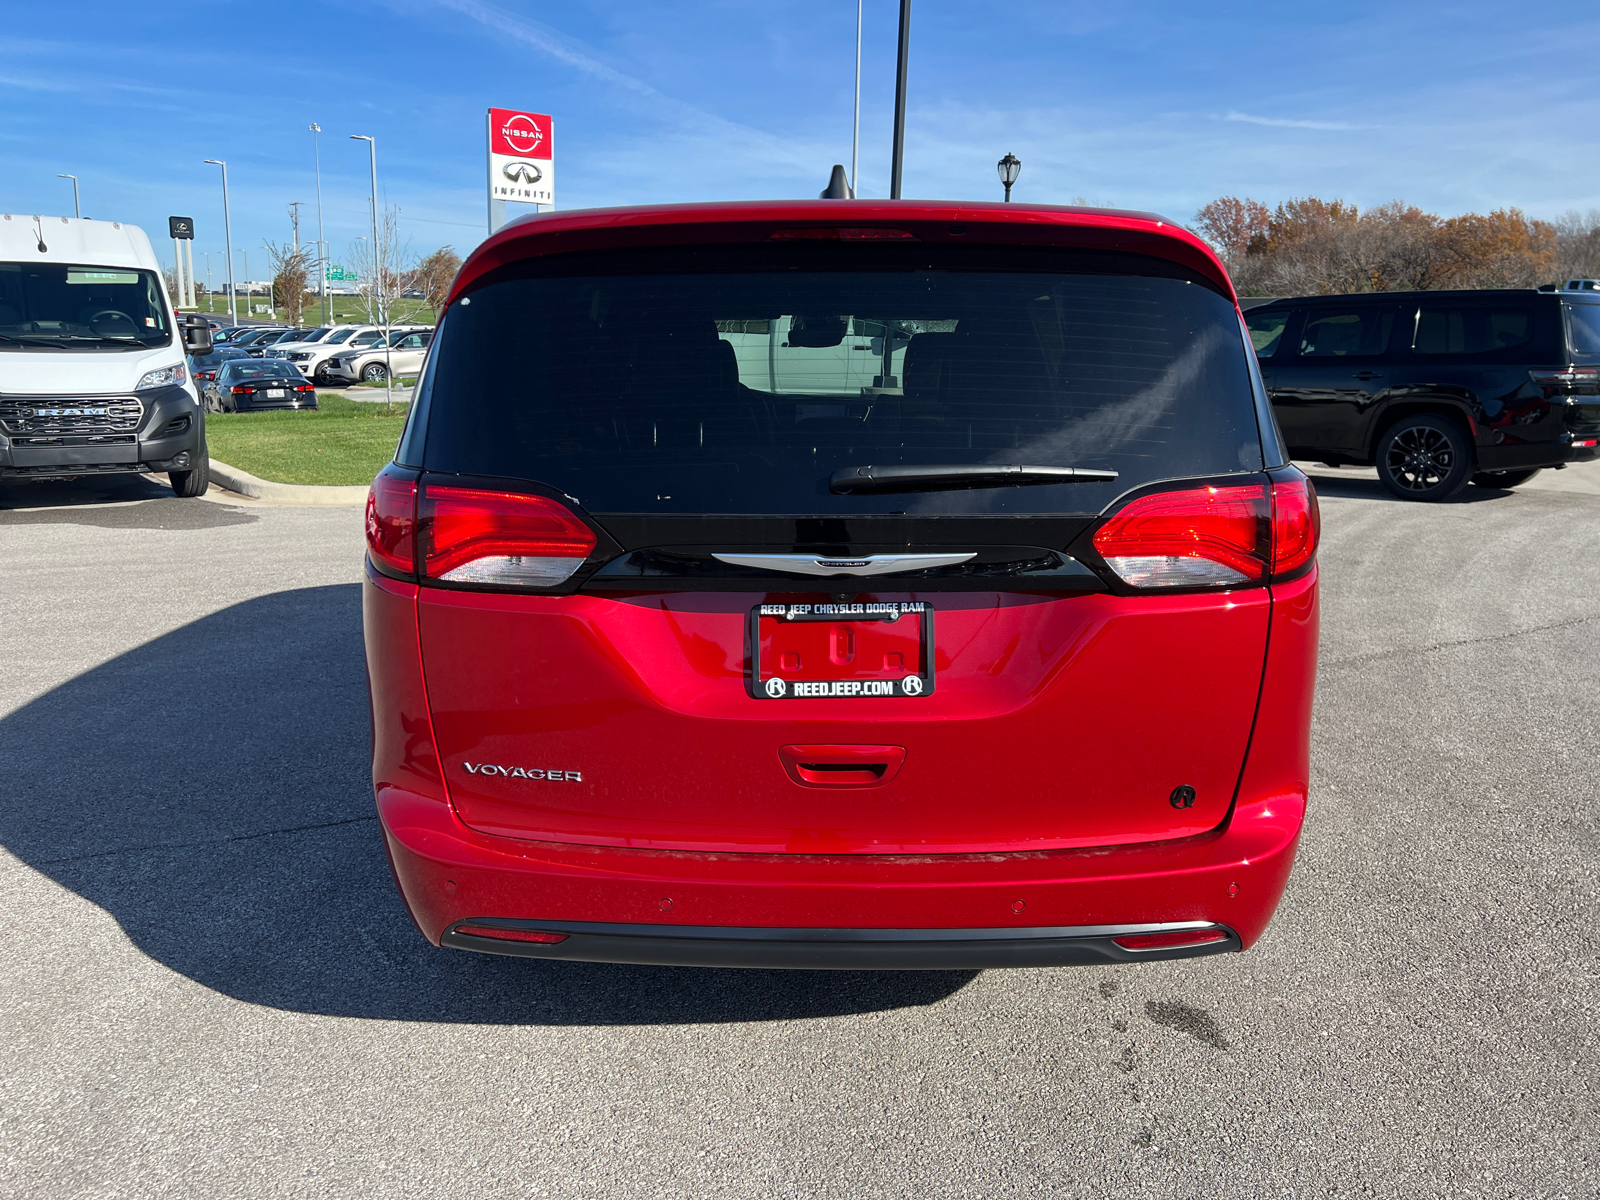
441;919;1241;970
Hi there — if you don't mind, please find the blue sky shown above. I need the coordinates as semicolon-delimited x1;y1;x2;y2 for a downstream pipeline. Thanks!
4;1;1599;284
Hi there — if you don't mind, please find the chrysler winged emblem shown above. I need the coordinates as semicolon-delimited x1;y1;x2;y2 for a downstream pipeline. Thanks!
502;161;543;184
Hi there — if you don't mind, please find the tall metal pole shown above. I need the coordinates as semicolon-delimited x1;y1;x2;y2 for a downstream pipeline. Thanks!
851;0;862;197
890;0;912;199
310;123;328;324
57;174;81;219
205;160;237;325
351;135;382;327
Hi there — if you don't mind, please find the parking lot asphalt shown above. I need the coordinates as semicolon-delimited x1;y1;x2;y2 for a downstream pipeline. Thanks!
0;471;1595;1199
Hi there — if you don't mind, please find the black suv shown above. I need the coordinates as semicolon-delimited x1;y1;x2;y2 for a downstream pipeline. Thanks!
1245;290;1600;500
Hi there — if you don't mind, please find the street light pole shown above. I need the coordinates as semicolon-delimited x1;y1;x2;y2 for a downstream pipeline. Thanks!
57;174;80;219
350;135;383;328
204;159;237;325
890;0;912;200
997;153;1021;203
310;123;328;324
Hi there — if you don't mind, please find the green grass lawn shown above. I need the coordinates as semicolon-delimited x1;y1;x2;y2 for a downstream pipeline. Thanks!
195;293;437;327
205;393;408;486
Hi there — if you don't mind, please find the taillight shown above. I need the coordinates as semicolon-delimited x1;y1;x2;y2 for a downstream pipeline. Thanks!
1530;366;1600;386
295;384;314;392
1092;477;1319;589
230;386;248;394
1112;928;1229;952
454;924;569;944
1093;484;1270;588
419;485;597;588
365;466;417;577
1270;477;1320;577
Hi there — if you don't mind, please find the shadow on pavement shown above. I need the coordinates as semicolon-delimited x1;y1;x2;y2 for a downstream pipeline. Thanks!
0;584;975;1024
0;473;257;529
1302;473;1511;503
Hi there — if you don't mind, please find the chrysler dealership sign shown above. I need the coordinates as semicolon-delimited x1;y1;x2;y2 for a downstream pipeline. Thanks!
487;107;554;209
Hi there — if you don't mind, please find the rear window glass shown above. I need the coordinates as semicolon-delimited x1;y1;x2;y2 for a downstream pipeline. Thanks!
419;246;1265;516
1245;310;1289;357
1414;305;1532;354
1565;302;1600;356
1298;308;1394;357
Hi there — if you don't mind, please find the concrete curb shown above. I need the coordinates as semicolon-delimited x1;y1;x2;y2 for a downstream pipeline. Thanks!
208;459;368;507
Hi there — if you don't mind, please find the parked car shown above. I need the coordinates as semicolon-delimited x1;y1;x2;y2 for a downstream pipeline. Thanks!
400;288;426;299
323;328;433;383
363;198;1321;970
1246;289;1600;499
289;324;400;381
204;359;318;412
224;327;277;348
188;346;252;388
243;328;314;358
262;327;336;359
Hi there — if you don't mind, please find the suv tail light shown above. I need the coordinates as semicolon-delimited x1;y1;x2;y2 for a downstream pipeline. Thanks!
1112;928;1228;951
1092;477;1319;589
419;485;596;587
366;467;417;576
1530;366;1600;386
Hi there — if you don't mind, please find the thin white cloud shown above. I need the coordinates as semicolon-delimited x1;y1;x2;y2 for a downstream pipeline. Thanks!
425;0;832;177
1224;110;1359;131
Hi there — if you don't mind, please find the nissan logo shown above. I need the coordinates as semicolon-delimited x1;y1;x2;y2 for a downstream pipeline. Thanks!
502;161;543;185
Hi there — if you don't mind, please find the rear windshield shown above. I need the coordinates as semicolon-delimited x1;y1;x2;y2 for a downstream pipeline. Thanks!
224;360;300;380
418;245;1264;515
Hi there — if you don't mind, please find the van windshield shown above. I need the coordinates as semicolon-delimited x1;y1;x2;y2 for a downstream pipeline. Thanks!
420;245;1265;516
0;262;171;349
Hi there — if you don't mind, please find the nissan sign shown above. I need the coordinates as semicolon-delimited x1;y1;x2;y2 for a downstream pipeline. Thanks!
487;107;554;208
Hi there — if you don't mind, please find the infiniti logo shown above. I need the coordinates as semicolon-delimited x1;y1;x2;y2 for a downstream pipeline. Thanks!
502;161;543;185
463;762;582;782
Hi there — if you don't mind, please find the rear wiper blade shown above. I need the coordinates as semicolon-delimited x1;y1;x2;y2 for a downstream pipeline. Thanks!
829;463;1118;494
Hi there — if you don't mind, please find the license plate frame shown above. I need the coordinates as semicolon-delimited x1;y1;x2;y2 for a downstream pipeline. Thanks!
747;601;935;700
264;388;286;399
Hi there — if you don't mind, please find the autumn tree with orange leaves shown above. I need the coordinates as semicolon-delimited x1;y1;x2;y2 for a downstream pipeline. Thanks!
1190;196;1592;295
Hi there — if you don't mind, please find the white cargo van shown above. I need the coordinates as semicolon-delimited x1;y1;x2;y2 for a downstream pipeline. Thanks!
0;214;213;496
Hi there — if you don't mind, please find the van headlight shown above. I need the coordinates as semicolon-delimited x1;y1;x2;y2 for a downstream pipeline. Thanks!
136;363;188;390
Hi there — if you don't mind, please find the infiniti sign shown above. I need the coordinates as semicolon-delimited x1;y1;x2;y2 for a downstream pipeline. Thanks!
502;161;543;185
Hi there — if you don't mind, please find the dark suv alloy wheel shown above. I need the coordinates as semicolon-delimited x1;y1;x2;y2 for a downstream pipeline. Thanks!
1471;468;1541;489
1376;414;1474;501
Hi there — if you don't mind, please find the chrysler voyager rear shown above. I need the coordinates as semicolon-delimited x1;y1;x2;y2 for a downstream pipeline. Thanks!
363;200;1319;969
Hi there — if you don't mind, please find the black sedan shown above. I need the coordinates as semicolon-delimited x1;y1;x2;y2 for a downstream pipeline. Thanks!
206;360;319;412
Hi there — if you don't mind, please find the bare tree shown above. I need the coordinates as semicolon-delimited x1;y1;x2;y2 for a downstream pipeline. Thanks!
346;206;413;325
265;241;314;324
1552;210;1600;283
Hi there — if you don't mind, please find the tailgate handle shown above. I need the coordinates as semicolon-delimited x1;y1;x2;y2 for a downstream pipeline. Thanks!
779;744;906;788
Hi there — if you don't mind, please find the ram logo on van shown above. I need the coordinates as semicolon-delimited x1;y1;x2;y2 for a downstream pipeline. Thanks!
462;762;581;782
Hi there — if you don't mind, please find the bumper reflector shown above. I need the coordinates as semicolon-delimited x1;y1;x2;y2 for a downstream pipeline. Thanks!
1112;928;1228;952
454;924;570;945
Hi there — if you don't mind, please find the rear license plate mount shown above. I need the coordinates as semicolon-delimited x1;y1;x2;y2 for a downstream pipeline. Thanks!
265;389;285;398
747;601;934;700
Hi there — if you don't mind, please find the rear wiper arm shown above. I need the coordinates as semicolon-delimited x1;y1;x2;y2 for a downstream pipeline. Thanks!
829;463;1118;494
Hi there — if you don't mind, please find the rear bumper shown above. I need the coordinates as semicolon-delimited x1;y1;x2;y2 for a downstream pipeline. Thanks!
441;917;1241;969
379;785;1303;964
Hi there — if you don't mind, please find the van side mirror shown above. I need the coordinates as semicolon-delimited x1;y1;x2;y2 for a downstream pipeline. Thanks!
180;313;213;356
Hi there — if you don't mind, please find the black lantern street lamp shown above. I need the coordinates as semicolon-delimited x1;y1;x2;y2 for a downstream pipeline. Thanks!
997;153;1021;202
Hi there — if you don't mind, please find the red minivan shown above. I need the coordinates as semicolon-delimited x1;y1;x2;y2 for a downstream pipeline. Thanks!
364;200;1319;969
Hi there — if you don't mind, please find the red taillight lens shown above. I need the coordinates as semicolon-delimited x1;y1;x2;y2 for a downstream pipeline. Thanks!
296;384;314;392
1093;484;1270;588
230;386;248;394
1270;477;1320;577
365;467;417;577
455;924;569;945
420;485;597;588
1112;929;1228;951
